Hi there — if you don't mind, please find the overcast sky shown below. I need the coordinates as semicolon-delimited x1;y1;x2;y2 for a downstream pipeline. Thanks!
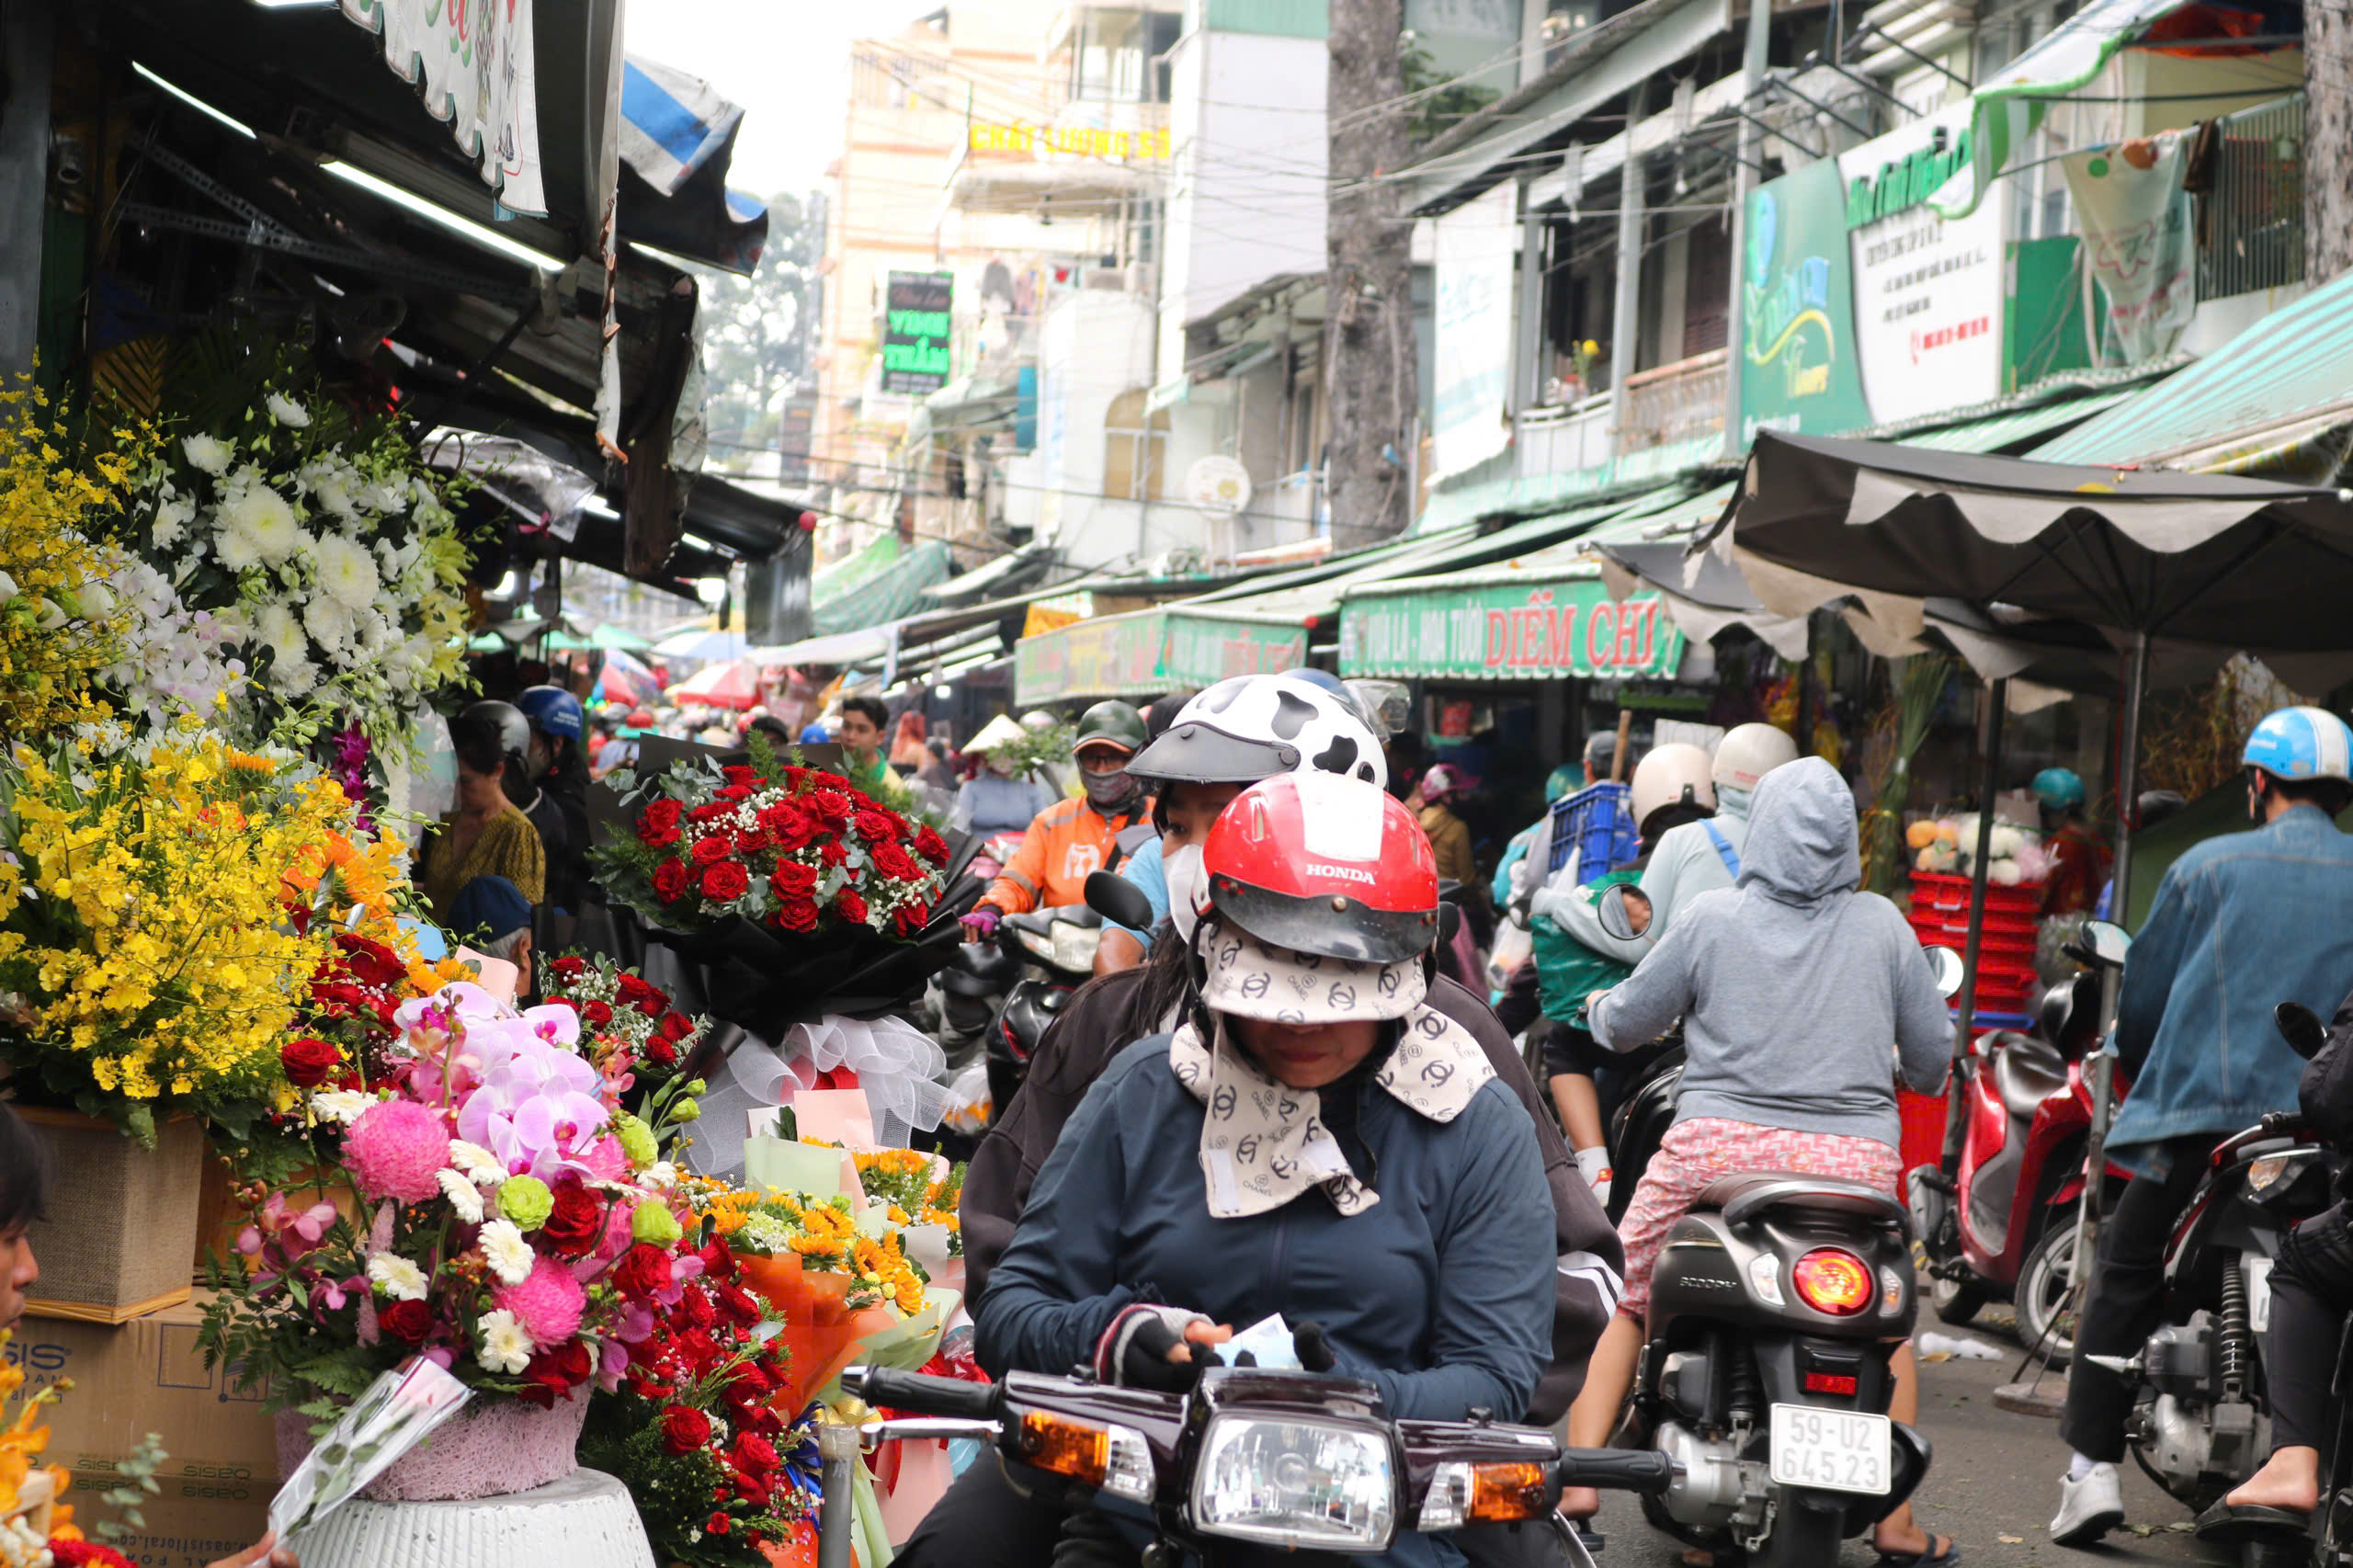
623;2;925;205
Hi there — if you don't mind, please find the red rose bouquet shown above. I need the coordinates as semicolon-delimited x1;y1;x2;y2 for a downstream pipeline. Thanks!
540;953;712;1102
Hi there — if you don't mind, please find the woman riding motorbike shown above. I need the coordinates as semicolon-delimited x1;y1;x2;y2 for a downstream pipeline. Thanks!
903;674;1619;1568
1563;757;1959;1565
977;771;1556;1567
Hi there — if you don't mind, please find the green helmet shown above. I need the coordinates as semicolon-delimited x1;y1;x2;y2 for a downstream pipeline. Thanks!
1074;699;1148;757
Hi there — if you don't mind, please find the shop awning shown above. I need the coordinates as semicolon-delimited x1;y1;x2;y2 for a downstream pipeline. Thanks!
813;539;954;637
1927;0;2279;220
1416;434;1729;535
2032;267;2353;471
1015;609;1173;706
1336;551;1687;683
1871;385;2143;454
617;57;770;275
1157;610;1311;688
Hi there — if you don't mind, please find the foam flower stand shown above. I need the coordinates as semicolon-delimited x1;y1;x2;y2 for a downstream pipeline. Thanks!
274;1392;592;1503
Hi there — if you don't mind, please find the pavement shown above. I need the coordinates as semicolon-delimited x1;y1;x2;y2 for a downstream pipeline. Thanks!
1581;1309;2216;1567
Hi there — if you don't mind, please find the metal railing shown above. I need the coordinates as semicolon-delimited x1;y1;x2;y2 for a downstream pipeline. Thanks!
1515;395;1613;480
2198;92;2304;302
1620;349;1727;451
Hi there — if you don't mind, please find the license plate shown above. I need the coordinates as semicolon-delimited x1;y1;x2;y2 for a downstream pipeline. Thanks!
1768;1403;1893;1495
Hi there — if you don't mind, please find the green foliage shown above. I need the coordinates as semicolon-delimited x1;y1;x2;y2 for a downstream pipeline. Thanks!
91;1432;168;1542
697;193;825;458
1401;33;1503;145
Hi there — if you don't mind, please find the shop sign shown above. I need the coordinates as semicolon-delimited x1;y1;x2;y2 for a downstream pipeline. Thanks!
1016;610;1168;705
968;123;1172;160
336;0;543;215
881;272;953;396
1431;183;1518;478
1338;578;1684;681
1740;103;2007;441
1160;615;1307;687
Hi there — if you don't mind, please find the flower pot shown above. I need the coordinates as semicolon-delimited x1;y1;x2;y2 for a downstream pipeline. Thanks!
18;1107;203;1323
275;1390;591;1504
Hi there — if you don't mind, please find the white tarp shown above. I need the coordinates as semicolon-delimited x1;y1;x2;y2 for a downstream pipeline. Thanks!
336;0;546;217
1431;182;1518;478
2063;131;2195;365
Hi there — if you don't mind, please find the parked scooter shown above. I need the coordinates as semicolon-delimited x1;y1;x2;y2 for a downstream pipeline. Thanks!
1907;919;2137;1365
1585;889;1952;1566
835;1361;1675;1566
2093;1003;2336;1518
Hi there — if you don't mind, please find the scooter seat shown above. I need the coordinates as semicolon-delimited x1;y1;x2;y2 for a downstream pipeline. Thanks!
1993;1034;2068;1118
1694;1173;1908;1230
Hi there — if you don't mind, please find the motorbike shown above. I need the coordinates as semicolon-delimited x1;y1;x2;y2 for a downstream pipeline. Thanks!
2095;1002;2336;1525
1906;922;2136;1365
834;1362;1675;1567
1586;887;1949;1566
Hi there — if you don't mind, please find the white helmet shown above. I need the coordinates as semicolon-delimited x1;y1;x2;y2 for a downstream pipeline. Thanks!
1631;744;1715;832
1128;672;1388;790
1713;722;1800;794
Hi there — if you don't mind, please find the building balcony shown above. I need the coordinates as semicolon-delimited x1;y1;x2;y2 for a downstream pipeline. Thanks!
1620;348;1726;451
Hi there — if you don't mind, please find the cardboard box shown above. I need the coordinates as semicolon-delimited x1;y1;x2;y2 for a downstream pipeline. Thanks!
5;1297;278;1566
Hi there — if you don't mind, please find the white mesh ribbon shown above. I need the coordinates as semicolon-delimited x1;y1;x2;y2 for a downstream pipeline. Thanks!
690;1014;953;1177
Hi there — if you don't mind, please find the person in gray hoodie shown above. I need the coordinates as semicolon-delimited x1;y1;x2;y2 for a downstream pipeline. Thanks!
1560;756;1959;1564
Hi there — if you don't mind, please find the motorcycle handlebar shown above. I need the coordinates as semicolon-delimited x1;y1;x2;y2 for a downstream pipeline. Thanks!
845;1367;999;1422
1555;1448;1674;1494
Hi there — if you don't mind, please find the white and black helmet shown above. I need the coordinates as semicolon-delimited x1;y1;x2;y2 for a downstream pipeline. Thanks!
1128;673;1388;790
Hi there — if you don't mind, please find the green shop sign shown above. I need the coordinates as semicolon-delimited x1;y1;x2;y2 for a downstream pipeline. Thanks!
881;271;953;396
1338;576;1684;682
1739;160;1870;444
1159;613;1307;688
1015;609;1169;705
1845;125;1972;228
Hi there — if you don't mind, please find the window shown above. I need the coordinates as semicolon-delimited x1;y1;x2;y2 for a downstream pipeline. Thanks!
1104;388;1170;500
1069;9;1182;103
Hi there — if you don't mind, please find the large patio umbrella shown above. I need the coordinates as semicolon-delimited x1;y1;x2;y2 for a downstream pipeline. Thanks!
654;626;751;663
668;658;762;710
1699;430;2353;1260
596;647;664;708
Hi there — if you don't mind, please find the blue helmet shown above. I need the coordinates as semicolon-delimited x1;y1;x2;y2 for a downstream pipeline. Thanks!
516;684;585;742
2244;706;2353;783
1544;764;1583;802
2031;767;2086;810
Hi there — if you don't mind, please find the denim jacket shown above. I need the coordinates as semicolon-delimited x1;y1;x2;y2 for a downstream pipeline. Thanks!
2107;803;2353;1175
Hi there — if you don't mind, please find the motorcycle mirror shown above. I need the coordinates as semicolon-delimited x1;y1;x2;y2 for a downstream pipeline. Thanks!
1084;869;1157;933
2275;1000;2329;1061
1924;946;1966;998
1596;882;1640;942
2078;920;2131;969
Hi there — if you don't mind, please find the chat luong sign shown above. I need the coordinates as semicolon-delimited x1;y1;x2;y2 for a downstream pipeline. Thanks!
1338;575;1684;681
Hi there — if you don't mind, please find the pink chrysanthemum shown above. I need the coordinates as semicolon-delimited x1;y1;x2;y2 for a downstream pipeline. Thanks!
580;1134;627;1182
494;1255;586;1346
345;1099;452;1205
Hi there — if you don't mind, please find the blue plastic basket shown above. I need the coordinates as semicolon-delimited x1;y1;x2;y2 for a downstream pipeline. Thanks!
1545;781;1638;883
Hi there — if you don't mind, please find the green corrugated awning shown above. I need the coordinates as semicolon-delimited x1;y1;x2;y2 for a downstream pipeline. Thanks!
2032;269;2353;470
1015;608;1171;705
1415;434;1728;534
813;539;953;636
1896;388;2139;453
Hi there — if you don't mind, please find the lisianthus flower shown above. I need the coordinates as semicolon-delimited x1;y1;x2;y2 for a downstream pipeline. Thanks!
265;392;310;427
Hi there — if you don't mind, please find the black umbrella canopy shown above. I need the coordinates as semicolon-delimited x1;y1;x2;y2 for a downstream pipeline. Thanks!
1699;432;2353;648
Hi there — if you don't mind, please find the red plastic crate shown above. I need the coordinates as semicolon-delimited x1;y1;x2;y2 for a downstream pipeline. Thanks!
1911;870;2043;917
1898;1090;1948;1200
1907;912;2039;956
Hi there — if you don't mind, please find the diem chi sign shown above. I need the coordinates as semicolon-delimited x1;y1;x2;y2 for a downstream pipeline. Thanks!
881;271;953;396
1339;578;1683;681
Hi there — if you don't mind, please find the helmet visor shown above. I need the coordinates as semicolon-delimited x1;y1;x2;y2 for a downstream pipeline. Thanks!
1128;723;1302;785
1204;875;1439;966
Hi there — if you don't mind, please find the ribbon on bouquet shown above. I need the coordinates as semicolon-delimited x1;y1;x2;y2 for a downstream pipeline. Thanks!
688;1013;952;1176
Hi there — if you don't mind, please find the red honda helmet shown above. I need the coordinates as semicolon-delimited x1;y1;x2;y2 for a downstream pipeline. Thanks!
1199;772;1440;965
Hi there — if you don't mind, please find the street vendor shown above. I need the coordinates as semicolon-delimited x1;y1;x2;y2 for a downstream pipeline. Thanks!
960;701;1152;934
417;708;546;924
2033;767;2112;917
834;695;914;810
950;713;1057;837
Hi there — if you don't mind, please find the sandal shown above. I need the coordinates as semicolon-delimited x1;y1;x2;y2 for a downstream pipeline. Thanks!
1871;1533;1960;1566
2195;1501;2313;1543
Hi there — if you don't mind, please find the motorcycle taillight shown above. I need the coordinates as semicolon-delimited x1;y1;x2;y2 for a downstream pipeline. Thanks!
1001;1018;1029;1062
1791;1250;1874;1316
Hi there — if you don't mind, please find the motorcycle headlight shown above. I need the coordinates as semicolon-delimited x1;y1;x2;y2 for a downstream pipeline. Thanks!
1017;926;1057;962
2245;1148;2323;1208
1049;920;1098;972
1190;1415;1395;1552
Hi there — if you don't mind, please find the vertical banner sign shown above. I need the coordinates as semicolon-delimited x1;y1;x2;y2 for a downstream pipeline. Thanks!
881;272;954;395
1431;183;1518;478
1837;103;2006;426
1739;161;1870;442
336;0;545;215
2062;131;2194;365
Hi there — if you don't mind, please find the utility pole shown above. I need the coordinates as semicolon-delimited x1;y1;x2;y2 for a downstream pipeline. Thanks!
2308;17;2353;284
1325;0;1418;547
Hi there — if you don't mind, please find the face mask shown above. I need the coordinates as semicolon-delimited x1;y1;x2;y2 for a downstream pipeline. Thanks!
1165;844;1206;942
1085;767;1134;808
987;755;1017;778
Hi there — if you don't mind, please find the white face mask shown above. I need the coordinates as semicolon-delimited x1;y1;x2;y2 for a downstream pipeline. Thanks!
986;755;1017;778
1164;844;1207;943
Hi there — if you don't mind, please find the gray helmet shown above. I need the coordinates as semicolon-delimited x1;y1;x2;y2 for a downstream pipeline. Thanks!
459;699;531;770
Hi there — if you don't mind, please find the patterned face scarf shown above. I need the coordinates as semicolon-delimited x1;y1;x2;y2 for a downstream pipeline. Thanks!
1169;974;1493;1219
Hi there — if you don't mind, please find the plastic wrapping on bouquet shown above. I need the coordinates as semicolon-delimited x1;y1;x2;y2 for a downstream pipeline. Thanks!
734;1253;899;1416
636;911;966;1037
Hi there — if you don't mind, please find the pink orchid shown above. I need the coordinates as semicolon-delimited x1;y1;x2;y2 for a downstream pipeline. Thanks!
596;1336;631;1393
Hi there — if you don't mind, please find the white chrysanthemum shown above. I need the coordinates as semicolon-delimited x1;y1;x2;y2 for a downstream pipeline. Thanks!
151;494;195;550
478;1219;535;1285
739;1210;794;1255
366;1252;430;1302
447;1140;507;1184
266;392;311;428
436;1168;486;1224
311;532;379;612
268;649;318;698
303;595;356;654
310;1089;377;1125
640;1161;680;1191
214;518;262;573
252;600;303;657
183;433;232;474
475;1308;534;1374
220;484;301;564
